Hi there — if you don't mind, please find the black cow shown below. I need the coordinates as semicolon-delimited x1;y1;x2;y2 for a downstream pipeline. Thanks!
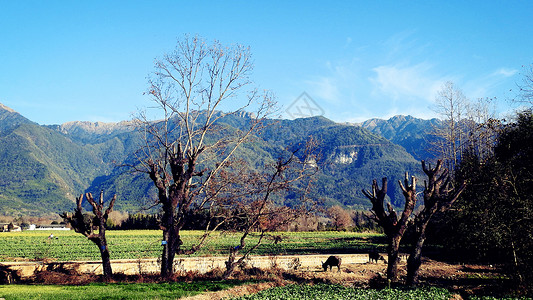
322;255;342;272
369;251;386;263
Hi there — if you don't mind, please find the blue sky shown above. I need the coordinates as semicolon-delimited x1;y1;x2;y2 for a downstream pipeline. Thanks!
1;1;532;125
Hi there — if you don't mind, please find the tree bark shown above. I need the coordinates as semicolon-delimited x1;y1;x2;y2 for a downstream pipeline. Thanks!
61;192;116;281
405;160;466;286
362;174;417;283
90;235;112;280
160;203;182;278
387;235;402;281
406;222;428;285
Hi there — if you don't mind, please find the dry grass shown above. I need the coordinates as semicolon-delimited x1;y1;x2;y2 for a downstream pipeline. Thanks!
24;257;513;299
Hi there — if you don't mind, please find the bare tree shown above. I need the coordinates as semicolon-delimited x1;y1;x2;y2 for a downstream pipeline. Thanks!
60;191;116;280
516;64;533;106
431;82;499;172
132;35;275;278
431;81;469;172
362;174;417;282
220;144;318;278
327;205;353;231
463;98;500;160
405;160;466;285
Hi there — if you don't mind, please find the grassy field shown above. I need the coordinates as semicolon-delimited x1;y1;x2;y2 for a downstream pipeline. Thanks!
0;230;386;262
0;283;456;300
0;281;248;300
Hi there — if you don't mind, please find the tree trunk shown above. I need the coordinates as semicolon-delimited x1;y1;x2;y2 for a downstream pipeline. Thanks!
161;204;180;278
387;235;402;281
98;239;113;280
61;192;116;281
223;247;239;279
161;230;172;278
404;160;466;285
406;228;427;285
89;235;112;280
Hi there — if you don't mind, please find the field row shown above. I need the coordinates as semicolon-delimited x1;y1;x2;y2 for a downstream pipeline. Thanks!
0;230;386;261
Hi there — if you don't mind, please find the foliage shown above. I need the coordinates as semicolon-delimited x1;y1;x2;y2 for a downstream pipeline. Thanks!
360;115;441;162
236;284;451;300
471;297;532;300
352;210;381;232
0;101;426;216
439;109;533;293
108;214;160;230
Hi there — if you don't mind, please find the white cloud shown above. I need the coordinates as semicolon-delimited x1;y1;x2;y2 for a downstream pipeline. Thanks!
462;67;519;101
306;76;342;104
303;60;360;105
492;67;518;78
370;63;446;103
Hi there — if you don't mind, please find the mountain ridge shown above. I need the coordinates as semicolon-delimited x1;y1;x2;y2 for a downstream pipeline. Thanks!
0;103;437;216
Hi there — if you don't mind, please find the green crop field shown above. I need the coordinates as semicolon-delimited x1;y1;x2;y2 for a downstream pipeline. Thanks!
236;284;452;300
0;230;385;262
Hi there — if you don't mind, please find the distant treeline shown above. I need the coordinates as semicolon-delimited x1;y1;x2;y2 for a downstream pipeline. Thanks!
109;209;380;232
108;211;213;231
108;213;159;230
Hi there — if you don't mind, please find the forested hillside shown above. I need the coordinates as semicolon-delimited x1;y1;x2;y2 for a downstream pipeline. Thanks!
359;115;440;161
0;103;432;216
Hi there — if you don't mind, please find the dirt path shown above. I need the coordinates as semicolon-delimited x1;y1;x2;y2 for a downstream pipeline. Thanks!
183;282;286;300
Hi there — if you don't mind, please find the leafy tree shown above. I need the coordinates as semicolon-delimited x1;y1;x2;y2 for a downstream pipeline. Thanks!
442;109;533;293
109;213;160;230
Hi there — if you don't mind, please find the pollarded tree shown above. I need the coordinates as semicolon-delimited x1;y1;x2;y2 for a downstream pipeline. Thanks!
362;174;417;282
60;191;116;280
406;160;466;285
132;35;275;278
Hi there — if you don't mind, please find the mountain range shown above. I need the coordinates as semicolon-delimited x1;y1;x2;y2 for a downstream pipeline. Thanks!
0;103;437;216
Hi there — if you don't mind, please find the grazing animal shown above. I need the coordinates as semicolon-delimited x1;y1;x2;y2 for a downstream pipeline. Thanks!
322;255;342;272
369;251;386;263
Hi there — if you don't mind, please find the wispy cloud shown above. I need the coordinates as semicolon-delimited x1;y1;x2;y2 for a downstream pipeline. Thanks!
370;63;447;102
492;67;518;78
305;76;342;104
459;67;519;104
304;59;360;105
